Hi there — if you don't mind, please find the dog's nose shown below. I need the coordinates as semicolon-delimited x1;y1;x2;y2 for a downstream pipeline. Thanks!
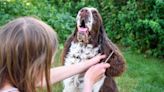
80;9;89;18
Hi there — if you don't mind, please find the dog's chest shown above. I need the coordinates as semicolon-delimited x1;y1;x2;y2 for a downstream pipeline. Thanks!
64;42;100;65
63;42;105;92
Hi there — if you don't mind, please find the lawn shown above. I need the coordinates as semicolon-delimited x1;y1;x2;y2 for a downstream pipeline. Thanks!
51;48;164;92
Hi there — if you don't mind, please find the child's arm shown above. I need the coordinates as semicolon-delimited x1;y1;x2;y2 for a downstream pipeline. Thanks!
36;54;108;86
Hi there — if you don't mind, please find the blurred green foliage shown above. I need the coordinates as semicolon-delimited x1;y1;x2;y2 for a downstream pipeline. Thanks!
99;0;164;58
0;0;75;44
0;0;163;58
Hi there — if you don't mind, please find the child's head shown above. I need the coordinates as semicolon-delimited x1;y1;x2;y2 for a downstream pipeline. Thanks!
0;17;58;92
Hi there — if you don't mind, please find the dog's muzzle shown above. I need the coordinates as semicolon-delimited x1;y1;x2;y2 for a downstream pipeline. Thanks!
77;9;90;43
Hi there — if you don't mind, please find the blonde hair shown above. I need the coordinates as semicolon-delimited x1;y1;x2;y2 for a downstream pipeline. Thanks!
0;17;58;92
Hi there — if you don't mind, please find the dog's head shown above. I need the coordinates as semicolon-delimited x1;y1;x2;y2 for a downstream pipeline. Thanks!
75;7;103;44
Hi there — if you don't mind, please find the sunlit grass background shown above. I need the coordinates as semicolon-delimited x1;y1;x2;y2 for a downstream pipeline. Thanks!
51;48;164;92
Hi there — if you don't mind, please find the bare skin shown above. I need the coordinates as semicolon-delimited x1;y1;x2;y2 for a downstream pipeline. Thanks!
1;54;110;92
83;63;110;92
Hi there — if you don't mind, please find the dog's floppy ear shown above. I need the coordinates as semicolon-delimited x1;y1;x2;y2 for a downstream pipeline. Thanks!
98;24;112;55
61;27;78;65
98;24;126;77
98;24;104;47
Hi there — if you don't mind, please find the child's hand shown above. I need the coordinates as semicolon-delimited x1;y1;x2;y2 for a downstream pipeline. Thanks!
85;54;106;67
83;63;110;91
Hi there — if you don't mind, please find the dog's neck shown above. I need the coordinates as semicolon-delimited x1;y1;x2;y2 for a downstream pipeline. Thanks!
73;34;100;48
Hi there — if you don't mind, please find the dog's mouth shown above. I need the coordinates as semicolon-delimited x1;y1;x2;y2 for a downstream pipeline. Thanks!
78;20;88;33
77;20;89;43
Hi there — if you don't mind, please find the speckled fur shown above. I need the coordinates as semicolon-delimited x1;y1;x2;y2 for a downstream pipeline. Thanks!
63;42;104;92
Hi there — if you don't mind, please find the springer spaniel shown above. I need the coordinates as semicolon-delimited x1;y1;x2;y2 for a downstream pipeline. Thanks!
62;7;126;92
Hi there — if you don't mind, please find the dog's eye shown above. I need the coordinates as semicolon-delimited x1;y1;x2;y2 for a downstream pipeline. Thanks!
92;11;98;20
81;9;84;12
92;11;97;14
92;11;98;17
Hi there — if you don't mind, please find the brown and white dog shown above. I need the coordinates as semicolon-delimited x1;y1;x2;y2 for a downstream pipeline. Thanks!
61;7;126;92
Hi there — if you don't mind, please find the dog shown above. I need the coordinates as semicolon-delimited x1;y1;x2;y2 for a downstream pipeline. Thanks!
61;7;126;92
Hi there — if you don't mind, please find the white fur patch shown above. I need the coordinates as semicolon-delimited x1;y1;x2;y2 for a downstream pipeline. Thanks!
63;42;105;92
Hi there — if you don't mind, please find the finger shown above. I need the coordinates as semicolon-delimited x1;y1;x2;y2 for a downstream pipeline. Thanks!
97;74;104;80
98;71;105;79
101;69;106;73
103;63;110;68
98;54;106;59
97;63;110;69
95;54;106;59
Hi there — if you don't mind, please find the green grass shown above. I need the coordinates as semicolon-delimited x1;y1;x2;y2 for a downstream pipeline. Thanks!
116;49;164;92
51;48;164;92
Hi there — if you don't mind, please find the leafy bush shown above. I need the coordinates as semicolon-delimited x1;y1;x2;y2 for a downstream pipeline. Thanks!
0;0;75;43
99;0;164;58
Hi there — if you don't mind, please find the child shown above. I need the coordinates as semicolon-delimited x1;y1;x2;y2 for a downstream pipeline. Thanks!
0;17;110;92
